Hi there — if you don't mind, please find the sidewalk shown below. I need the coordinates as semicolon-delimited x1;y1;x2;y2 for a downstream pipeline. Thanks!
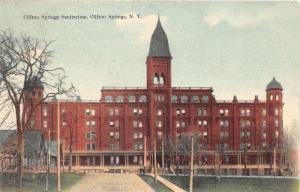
69;173;155;192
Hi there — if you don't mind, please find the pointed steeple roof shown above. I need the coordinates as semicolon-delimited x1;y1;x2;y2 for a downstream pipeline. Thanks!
266;77;283;91
148;15;171;57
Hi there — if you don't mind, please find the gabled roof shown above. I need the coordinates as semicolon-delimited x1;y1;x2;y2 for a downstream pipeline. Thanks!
148;16;171;58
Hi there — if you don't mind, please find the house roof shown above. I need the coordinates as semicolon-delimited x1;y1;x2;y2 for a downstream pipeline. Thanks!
148;16;171;58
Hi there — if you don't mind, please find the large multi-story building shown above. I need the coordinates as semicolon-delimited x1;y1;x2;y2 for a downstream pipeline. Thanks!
27;17;284;175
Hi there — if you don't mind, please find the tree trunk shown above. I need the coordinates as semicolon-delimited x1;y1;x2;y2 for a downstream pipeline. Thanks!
18;131;24;190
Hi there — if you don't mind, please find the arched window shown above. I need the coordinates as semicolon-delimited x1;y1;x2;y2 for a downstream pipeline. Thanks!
116;95;124;103
172;95;178;103
128;95;136;103
156;108;163;116
153;73;159;84
270;95;273;100
201;96;209;103
105;95;113;103
275;94;279;100
191;95;200;103
181;95;188;103
139;95;147;102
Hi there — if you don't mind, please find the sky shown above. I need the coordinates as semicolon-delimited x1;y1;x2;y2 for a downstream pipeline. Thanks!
0;1;299;127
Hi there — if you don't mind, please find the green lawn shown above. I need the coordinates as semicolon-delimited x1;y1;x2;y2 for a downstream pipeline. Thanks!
0;173;84;192
163;175;300;192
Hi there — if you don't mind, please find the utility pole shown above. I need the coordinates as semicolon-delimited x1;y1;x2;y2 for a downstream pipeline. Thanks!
46;130;50;191
154;138;157;183
189;135;194;192
162;141;165;172
273;146;276;177
57;100;61;192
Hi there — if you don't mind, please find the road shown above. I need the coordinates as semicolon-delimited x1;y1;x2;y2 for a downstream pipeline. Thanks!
69;173;155;192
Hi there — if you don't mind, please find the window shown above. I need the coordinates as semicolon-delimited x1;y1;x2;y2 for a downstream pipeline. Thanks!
246;109;250;116
262;142;267;149
191;95;199;103
91;121;96;127
91;109;95;116
138;121;143;128
128;95;136;103
155;95;165;102
197;120;202;126
109;109;114;116
85;109;91;116
110;143;120;150
43;120;47;128
176;121;180;128
133;121;138;128
270;95;273;100
203;120;208;127
156;109;163;116
86;143;96;151
201;95;209;103
156;121;162;128
240;108;251;116
274;108;279;116
133;143;143;150
62;121;67;128
181;109;186;115
176;109;181;116
181;95;188;103
240;120;250;128
43;107;48;116
275;119;279;128
109;108;119;116
139;95;147;102
133;108;143;115
110;120;119;128
275;94;279;100
203;132;208;139
116;95;124;103
275;131;279;138
172;95;178;103
61;108;66;115
262;120;266;128
220;120;229;127
105;95;113;102
86;121;91;127
115;108;119;116
133;132;143;139
240;131;250;139
110;132;120;139
262;108;267;116
262;132;267;139
220;131;229;138
157;131;163;139
86;132;96;139
198;108;207;116
180;121;186;128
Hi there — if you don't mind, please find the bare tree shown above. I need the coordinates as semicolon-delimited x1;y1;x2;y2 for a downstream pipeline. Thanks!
0;30;74;190
177;133;201;191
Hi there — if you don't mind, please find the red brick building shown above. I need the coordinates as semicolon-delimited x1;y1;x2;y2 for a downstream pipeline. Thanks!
27;17;284;175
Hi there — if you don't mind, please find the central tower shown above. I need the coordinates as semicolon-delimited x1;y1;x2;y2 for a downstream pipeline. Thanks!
146;16;173;145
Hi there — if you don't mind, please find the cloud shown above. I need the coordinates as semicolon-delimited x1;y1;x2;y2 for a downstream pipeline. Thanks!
115;13;167;43
203;3;298;28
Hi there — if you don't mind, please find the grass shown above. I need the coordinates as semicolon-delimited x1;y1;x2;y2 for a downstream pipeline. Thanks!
139;175;173;192
163;175;300;192
0;172;84;192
